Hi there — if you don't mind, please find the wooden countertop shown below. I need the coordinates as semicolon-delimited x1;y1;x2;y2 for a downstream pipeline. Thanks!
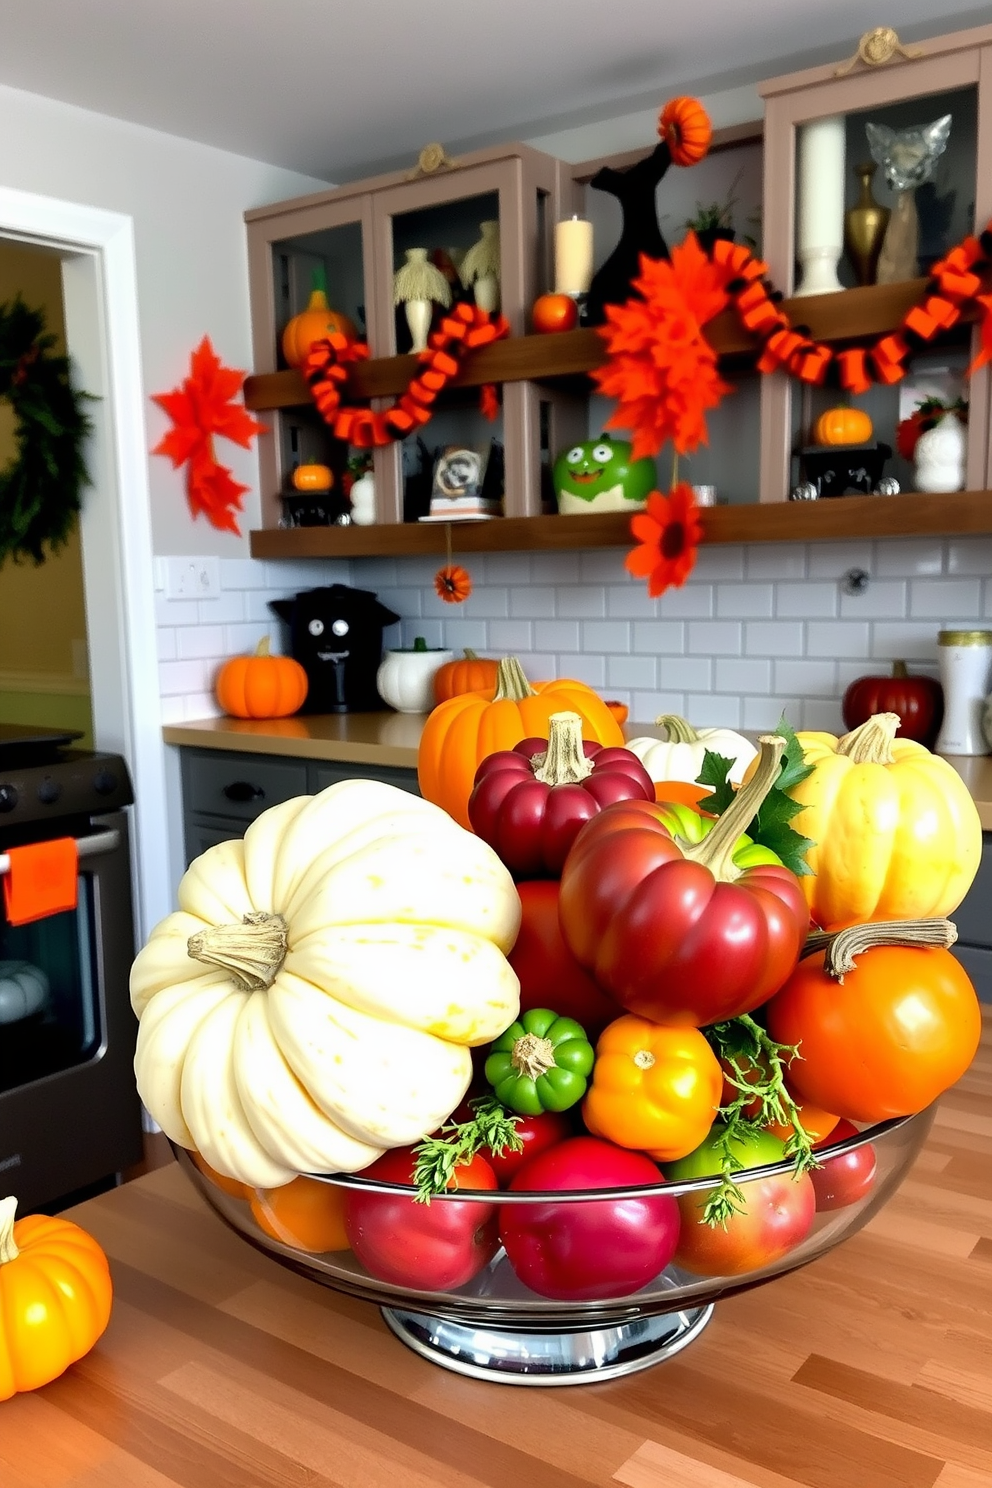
163;714;992;830
6;1015;991;1488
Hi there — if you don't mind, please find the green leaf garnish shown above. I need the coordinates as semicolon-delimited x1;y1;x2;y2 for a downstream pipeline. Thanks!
411;1093;522;1203
696;716;816;876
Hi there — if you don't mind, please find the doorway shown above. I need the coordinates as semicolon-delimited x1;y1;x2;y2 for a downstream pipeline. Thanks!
0;186;170;940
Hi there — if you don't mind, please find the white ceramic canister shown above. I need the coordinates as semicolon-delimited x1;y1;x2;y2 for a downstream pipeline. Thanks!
376;640;454;714
935;629;992;756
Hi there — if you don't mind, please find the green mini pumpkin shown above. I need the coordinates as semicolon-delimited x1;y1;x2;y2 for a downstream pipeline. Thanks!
552;436;656;515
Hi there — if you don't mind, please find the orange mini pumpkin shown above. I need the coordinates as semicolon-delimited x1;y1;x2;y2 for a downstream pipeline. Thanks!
658;97;712;167
215;636;308;720
0;1197;113;1400
281;289;358;369
433;648;500;704
418;655;624;830
813;407;874;446
291;463;334;492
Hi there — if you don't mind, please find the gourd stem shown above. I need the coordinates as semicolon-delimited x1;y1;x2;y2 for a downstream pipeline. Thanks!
187;911;289;991
805;918;957;980
492;656;537;702
511;1033;557;1080
892;660;908;678
836;711;899;764
0;1196;19;1264
462;648;479;661
656;713;700;745
680;734;785;882
532;712;595;785
255;635;272;658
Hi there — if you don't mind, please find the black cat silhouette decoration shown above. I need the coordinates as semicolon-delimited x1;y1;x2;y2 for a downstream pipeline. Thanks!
585;139;673;327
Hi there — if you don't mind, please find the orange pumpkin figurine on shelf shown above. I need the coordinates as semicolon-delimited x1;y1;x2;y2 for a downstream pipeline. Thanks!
250;1176;350;1254
291;463;334;492
813;407;874;445
215;636;308;720
0;1197;113;1399
282;283;358;369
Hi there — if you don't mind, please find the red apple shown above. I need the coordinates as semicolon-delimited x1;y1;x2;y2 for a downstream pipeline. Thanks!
531;293;579;334
810;1119;877;1212
481;1109;573;1186
665;1126;815;1278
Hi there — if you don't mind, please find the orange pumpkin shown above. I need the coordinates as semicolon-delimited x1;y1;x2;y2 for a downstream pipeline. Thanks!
605;700;629;726
215;636;308;720
281;288;358;369
433;648;500;704
418;655;624;830
250;1176;349;1253
190;1149;252;1200
0;1196;113;1399
657;97;712;167
291;463;333;492
813;407;874;446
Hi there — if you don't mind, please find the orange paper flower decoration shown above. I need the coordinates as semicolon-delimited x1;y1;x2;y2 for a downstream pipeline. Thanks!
593;233;734;462
625;483;704;598
152;337;265;536
434;564;473;604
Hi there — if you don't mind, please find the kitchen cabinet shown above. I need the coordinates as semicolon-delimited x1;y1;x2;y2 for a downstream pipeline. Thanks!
178;746;419;865
950;831;992;1000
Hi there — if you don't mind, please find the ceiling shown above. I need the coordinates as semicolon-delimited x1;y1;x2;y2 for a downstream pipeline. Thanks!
0;0;986;181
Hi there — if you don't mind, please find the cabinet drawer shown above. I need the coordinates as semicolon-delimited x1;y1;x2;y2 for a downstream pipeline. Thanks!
182;750;309;824
310;761;420;796
951;943;992;1004
950;832;992;948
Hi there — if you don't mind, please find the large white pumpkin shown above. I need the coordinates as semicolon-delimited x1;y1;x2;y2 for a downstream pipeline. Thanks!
625;714;757;787
131;780;521;1188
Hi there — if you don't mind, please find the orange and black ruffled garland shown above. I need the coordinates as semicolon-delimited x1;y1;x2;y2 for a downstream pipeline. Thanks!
710;224;992;395
302;302;510;449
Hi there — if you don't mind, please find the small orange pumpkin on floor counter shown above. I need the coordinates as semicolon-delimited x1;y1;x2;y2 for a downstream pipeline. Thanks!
0;1197;113;1399
215;636;308;720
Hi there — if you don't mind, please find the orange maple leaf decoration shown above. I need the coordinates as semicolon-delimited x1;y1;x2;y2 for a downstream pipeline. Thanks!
152;337;266;536
625;482;704;598
434;564;473;604
594;232;734;462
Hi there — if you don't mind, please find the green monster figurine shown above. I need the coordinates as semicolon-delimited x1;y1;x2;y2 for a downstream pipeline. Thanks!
552;435;656;515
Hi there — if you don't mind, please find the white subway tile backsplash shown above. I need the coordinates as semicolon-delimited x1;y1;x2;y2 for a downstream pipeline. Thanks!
607;585;659;618
558;585;605;619
510;586;557;618
245;591;281;624
802;698;845;732
713;583;773;619
580;549;628;584
185;691;221;721
687;621;742;655
946;537;992;575
633;620;685;653
559;653;606;687
159;694;186;725
746;544;806;580
871;622;942;660
807;541;874;578
480;553;532;585
743;695;802;730
200;590;245;625
440;619;489;651
745;621;804;656
632;690;686;720
225;622;271;654
582;620;631;653
687;692;741;727
776;582;837;618
159;658;211;695
691;547;745;581
176;625;226;661
875;538;943;577
488;620;534;652
806;621;870;658
219;557;267;591
908;577;983;619
531;553;582;584
535;619;582;651
661;656;711;690
839;580;906;619
775;659;838;696
458;587;510;619
154;594;200;627
715;657;771;694
400;618;443;648
657;585;714;618
608;655;657;690
377;586;424;617
350;558;397;590
157;628;177;662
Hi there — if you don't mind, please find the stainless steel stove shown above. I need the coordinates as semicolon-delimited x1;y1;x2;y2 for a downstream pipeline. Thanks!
0;723;143;1210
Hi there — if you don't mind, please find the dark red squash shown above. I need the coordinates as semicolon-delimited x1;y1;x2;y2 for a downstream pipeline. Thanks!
841;660;943;747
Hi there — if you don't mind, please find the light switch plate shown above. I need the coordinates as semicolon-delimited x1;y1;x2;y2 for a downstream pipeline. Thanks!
164;556;220;600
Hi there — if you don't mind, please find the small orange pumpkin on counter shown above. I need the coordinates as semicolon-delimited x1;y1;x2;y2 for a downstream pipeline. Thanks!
0;1197;113;1399
215;636;308;720
433;648;500;704
813;406;874;446
281;287;358;369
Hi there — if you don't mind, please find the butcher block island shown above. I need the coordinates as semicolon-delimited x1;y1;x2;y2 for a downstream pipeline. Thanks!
3;1017;989;1488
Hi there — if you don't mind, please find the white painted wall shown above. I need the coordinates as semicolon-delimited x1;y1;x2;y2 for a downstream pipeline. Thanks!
0;80;330;557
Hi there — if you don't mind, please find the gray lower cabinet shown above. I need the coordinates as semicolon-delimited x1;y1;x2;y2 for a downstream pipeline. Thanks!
952;831;992;1002
179;747;419;865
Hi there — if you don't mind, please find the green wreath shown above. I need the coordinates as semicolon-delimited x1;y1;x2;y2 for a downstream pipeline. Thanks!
0;296;92;566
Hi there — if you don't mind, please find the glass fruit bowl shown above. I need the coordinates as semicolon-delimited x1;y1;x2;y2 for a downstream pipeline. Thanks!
175;1106;933;1386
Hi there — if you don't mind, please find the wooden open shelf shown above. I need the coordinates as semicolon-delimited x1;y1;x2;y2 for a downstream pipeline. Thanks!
243;278;957;411
249;490;992;559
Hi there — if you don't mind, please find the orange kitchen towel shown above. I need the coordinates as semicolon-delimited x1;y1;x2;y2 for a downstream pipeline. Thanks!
2;838;79;926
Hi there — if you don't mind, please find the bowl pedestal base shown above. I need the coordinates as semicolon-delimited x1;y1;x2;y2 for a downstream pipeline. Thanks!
381;1302;715;1385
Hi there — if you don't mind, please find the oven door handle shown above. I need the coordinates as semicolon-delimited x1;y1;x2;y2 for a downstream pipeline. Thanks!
0;828;121;877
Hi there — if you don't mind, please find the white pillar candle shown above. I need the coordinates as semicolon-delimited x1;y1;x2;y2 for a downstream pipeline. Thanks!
554;218;594;296
794;115;846;297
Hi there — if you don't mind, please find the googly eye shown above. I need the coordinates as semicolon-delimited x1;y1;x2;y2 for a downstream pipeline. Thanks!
331;619;349;637
566;446;585;464
308;618;325;637
592;443;612;463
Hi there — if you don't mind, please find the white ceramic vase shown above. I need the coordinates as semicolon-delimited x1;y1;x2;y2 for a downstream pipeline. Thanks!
794;116;846;297
914;412;966;494
349;472;376;525
376;645;454;714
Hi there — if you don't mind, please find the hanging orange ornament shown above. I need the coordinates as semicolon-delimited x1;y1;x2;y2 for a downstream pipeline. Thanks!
434;563;473;604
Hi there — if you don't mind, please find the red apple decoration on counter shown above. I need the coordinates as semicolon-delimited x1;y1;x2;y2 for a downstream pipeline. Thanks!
531;293;579;334
841;660;943;746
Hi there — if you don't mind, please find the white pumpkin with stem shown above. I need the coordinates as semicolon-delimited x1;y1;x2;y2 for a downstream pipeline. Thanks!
624;714;757;788
131;780;521;1189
